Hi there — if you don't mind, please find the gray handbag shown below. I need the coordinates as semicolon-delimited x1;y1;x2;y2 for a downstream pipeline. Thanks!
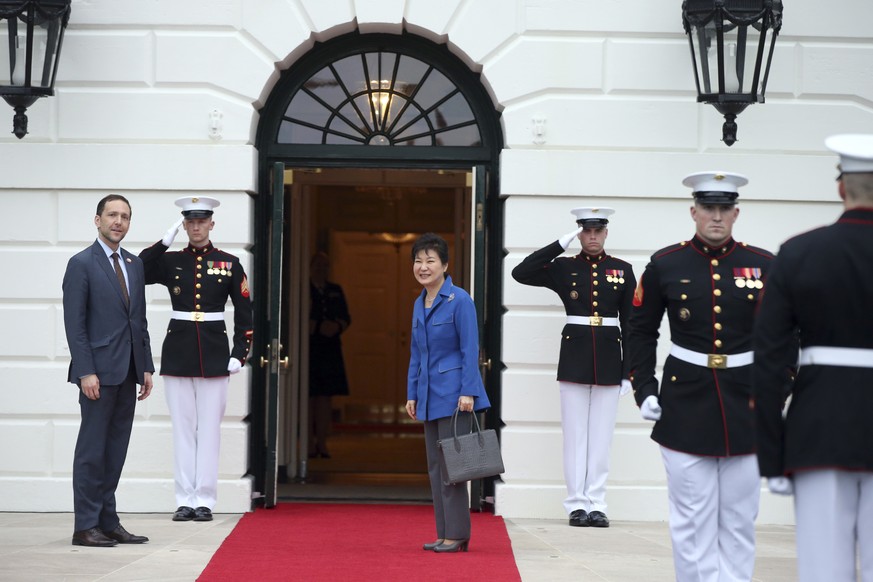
436;408;505;485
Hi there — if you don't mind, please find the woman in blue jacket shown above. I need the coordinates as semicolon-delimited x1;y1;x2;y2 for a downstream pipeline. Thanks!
405;233;491;554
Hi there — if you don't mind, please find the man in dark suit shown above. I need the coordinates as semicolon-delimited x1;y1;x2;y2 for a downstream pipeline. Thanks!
512;207;635;529
63;194;154;547
753;134;873;582
627;172;773;581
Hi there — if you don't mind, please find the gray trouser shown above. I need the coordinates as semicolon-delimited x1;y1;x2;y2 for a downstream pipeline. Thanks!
423;413;472;540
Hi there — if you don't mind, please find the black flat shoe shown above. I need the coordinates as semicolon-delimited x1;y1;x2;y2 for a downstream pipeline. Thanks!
433;539;469;553
569;509;590;527
193;506;213;522
588;511;610;528
173;506;196;521
423;539;444;551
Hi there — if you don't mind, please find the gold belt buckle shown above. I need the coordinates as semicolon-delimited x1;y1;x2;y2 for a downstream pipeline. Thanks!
589;316;602;327
192;311;205;322
707;354;727;369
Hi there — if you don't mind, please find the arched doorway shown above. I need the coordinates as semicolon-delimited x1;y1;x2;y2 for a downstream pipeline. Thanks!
250;31;504;508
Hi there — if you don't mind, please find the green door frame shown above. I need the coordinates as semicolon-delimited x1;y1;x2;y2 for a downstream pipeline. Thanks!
248;31;505;508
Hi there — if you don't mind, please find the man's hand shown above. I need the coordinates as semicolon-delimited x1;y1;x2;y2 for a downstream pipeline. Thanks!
162;216;185;247
620;379;632;397
80;374;100;400
227;358;242;375
640;395;662;421
138;372;153;401
558;226;584;251
767;476;793;496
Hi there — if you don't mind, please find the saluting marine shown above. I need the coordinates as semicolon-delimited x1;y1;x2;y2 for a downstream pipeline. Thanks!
627;172;773;582
512;207;635;529
140;196;253;523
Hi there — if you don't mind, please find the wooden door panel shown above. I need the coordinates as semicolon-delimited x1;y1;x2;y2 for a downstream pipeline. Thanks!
330;233;400;424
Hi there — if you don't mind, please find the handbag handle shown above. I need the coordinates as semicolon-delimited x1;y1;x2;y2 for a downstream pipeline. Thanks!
450;407;484;452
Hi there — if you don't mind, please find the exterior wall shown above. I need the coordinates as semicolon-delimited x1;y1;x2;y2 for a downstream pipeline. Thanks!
1;0;871;521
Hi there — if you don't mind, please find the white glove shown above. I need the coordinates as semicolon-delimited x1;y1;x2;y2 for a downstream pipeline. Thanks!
640;395;662;421
767;476;793;496
162;216;185;247
620;379;632;397
227;357;242;374
558;226;584;250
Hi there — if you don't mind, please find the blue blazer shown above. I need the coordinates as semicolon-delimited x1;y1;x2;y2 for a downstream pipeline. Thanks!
63;241;155;386
406;275;490;421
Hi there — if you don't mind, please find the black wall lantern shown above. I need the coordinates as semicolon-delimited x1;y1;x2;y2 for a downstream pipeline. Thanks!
682;0;783;146
0;0;71;139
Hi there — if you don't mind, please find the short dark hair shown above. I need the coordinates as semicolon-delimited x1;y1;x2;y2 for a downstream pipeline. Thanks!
96;194;132;218
411;232;449;264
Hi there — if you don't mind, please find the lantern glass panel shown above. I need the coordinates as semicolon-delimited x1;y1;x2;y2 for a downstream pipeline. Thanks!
0;17;62;90
689;17;772;100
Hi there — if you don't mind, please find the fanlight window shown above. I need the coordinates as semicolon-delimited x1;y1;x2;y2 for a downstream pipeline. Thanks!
278;50;482;147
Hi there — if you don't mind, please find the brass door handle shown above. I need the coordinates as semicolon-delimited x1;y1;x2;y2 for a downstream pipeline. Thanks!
281;356;289;369
260;356;269;368
479;358;492;372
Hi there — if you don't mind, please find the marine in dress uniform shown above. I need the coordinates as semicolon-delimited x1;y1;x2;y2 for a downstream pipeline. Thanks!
752;135;873;582
512;207;635;528
627;172;773;582
139;196;253;522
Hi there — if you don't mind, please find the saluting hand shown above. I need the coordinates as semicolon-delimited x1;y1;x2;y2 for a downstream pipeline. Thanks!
558;226;584;250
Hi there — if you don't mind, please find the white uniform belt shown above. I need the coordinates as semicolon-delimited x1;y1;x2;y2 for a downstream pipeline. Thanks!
566;315;619;327
799;346;873;368
171;310;224;322
670;343;754;369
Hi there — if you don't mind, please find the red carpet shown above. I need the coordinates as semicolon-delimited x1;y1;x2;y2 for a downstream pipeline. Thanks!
198;503;521;581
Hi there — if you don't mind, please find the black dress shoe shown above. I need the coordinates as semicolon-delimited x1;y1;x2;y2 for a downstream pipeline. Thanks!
193;506;213;522
569;509;590;527
72;527;118;547
588;511;610;528
173;506;196;521
104;524;149;544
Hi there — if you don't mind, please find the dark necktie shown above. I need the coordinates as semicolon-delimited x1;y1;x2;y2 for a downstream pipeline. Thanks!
111;252;130;306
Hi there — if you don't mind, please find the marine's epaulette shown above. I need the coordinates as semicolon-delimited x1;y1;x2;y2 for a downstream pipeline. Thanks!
653;241;690;259
736;242;775;259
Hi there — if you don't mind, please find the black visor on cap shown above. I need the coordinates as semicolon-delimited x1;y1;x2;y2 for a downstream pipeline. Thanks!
693;191;739;205
576;218;609;227
182;210;214;218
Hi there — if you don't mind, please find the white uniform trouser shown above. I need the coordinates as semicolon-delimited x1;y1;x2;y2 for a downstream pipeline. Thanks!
164;376;228;510
660;447;760;582
794;469;873;582
559;382;620;514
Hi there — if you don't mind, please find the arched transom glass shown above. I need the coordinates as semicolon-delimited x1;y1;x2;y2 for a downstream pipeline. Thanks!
278;50;482;147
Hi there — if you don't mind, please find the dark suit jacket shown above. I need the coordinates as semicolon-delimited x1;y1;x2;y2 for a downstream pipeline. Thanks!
63;240;154;386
